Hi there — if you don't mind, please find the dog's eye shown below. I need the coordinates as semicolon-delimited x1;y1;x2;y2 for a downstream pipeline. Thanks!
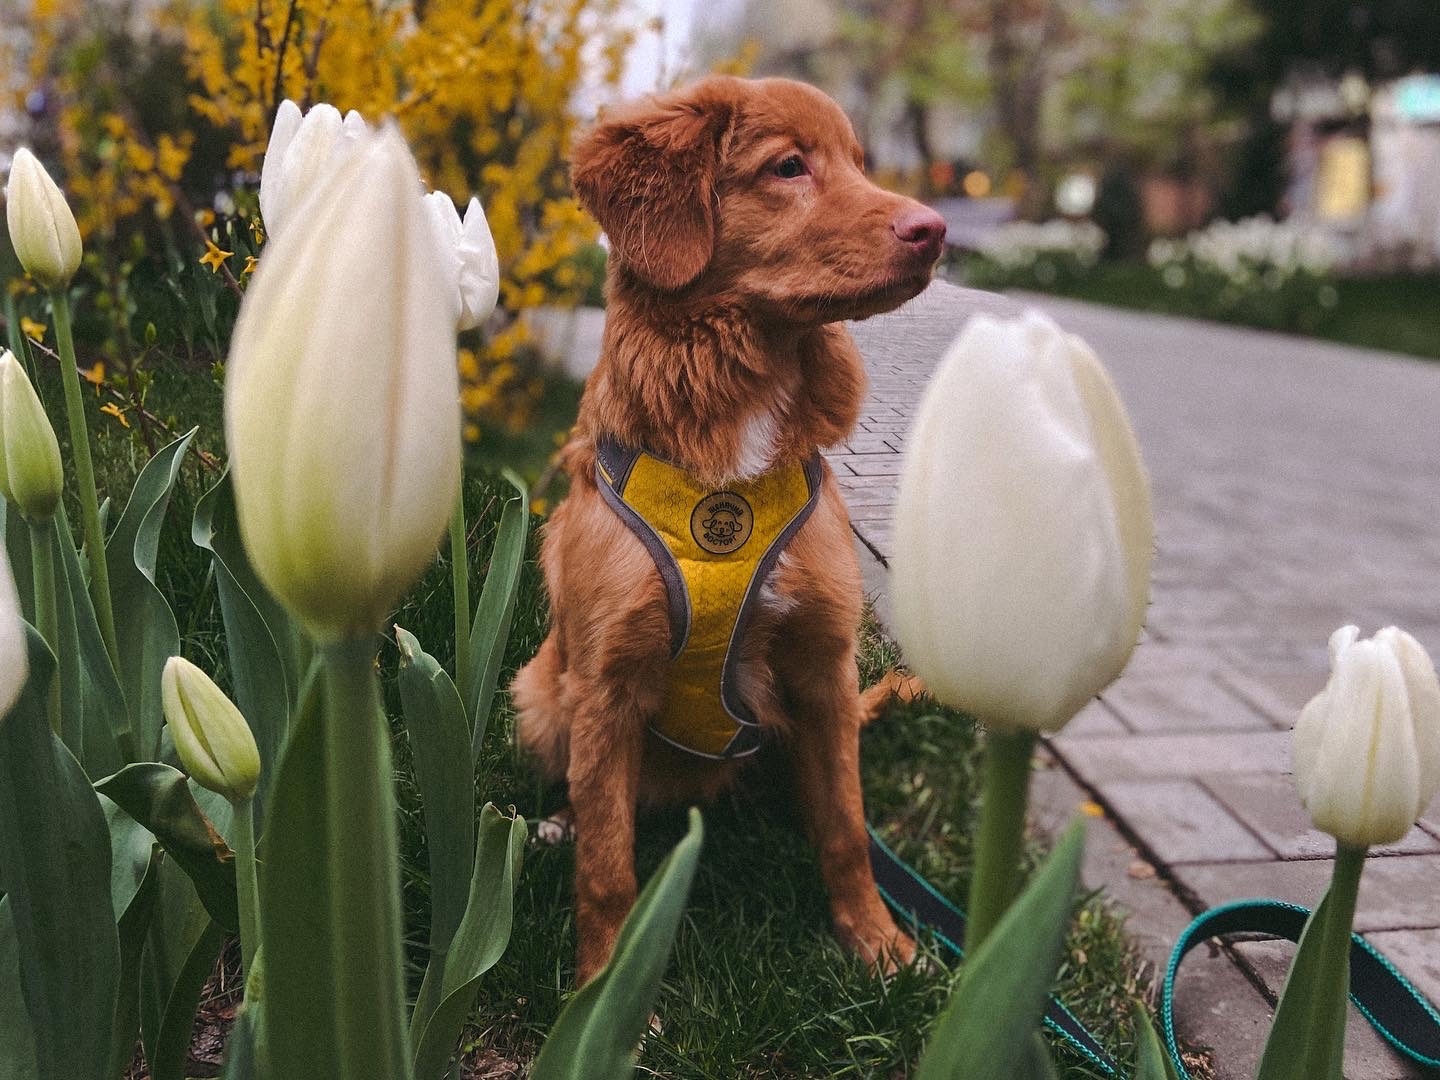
772;154;809;179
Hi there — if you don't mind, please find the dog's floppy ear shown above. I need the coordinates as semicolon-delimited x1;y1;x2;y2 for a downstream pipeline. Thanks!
571;79;737;291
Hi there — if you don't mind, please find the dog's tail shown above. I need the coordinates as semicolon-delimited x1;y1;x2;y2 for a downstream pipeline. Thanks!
858;669;925;727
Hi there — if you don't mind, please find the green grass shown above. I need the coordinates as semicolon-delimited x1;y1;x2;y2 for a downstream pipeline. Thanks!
43;349;1152;1078
390;535;1151;1077
950;258;1440;361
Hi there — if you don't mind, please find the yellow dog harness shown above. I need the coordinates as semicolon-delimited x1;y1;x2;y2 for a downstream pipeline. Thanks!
596;436;822;760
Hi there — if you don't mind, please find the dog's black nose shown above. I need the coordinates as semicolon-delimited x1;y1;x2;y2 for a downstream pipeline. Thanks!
892;206;947;261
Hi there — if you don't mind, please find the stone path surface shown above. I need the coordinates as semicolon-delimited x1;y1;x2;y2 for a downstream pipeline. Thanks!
844;283;1440;1079
556;281;1440;1077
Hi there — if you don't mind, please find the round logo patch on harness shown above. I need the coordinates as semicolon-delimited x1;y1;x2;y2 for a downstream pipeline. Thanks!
691;491;753;554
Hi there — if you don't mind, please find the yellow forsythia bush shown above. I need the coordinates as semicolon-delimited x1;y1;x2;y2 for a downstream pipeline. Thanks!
8;0;633;438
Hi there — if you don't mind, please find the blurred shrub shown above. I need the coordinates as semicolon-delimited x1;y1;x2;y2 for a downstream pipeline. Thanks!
1145;216;1345;331
5;0;631;444
958;219;1108;291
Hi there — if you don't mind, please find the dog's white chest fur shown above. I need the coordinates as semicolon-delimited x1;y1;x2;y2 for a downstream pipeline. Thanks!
730;396;789;482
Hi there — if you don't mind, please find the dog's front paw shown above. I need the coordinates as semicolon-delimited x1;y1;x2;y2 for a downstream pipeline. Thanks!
838;914;916;979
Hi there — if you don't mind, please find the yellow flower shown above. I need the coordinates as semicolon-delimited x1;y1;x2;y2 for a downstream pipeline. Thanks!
19;317;46;342
242;255;259;276
99;402;129;428
200;240;234;273
196;208;216;228
82;362;105;386
457;348;480;381
463;422;481;443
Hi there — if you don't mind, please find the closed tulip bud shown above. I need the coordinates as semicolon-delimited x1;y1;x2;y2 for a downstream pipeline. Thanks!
5;147;82;290
258;100;367;238
0;349;63;520
161;655;261;802
422;193;501;331
891;310;1153;733
225;123;461;641
0;546;25;718
1293;626;1440;847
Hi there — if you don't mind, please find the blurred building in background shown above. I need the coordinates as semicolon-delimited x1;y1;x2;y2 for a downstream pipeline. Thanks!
695;0;1440;265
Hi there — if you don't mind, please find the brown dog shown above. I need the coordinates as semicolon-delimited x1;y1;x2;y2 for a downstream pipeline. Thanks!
511;75;945;985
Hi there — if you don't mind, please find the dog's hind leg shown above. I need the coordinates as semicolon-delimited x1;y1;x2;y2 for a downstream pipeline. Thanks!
512;633;571;781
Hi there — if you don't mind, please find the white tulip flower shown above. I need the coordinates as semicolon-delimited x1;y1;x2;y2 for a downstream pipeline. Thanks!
5;147;82;290
258;100;367;238
0;544;25;718
422;192;501;331
1293;625;1440;847
0;349;63;521
162;656;261;802
225;122;462;641
891;310;1153;733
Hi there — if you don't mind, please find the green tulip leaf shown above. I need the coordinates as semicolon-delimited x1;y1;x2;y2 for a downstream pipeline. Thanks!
52;500;128;774
410;804;526;1079
914;820;1086;1080
0;899;39;1080
1022;1031;1060;1080
1;508;87;764
193;470;302;819
531;807;705;1080
145;917;226;1080
220;1005;261;1080
3;499;126;774
0;626;119;1080
396;624;475;953
1133;1004;1180;1080
139;856;226;1080
105;801;161;1080
105;427;195;760
96;762;240;932
463;471;528;758
1256;881;1350;1080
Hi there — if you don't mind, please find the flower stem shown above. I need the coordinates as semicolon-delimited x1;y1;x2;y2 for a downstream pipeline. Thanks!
318;636;409;1072
449;484;470;702
966;728;1037;952
50;289;118;671
1301;844;1366;1073
232;793;261;977
28;515;59;733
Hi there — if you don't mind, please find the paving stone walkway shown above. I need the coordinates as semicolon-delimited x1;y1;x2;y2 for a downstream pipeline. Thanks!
557;281;1440;1076
844;283;1440;1079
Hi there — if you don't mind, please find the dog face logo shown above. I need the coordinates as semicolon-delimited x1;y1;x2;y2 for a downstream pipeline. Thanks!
691;491;754;554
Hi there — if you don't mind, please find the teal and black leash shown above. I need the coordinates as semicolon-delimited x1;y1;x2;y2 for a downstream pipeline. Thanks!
1160;899;1440;1079
868;827;1440;1077
867;824;1121;1075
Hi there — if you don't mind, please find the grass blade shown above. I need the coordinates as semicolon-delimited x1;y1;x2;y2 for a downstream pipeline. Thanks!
531;807;705;1080
914;820;1085;1080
